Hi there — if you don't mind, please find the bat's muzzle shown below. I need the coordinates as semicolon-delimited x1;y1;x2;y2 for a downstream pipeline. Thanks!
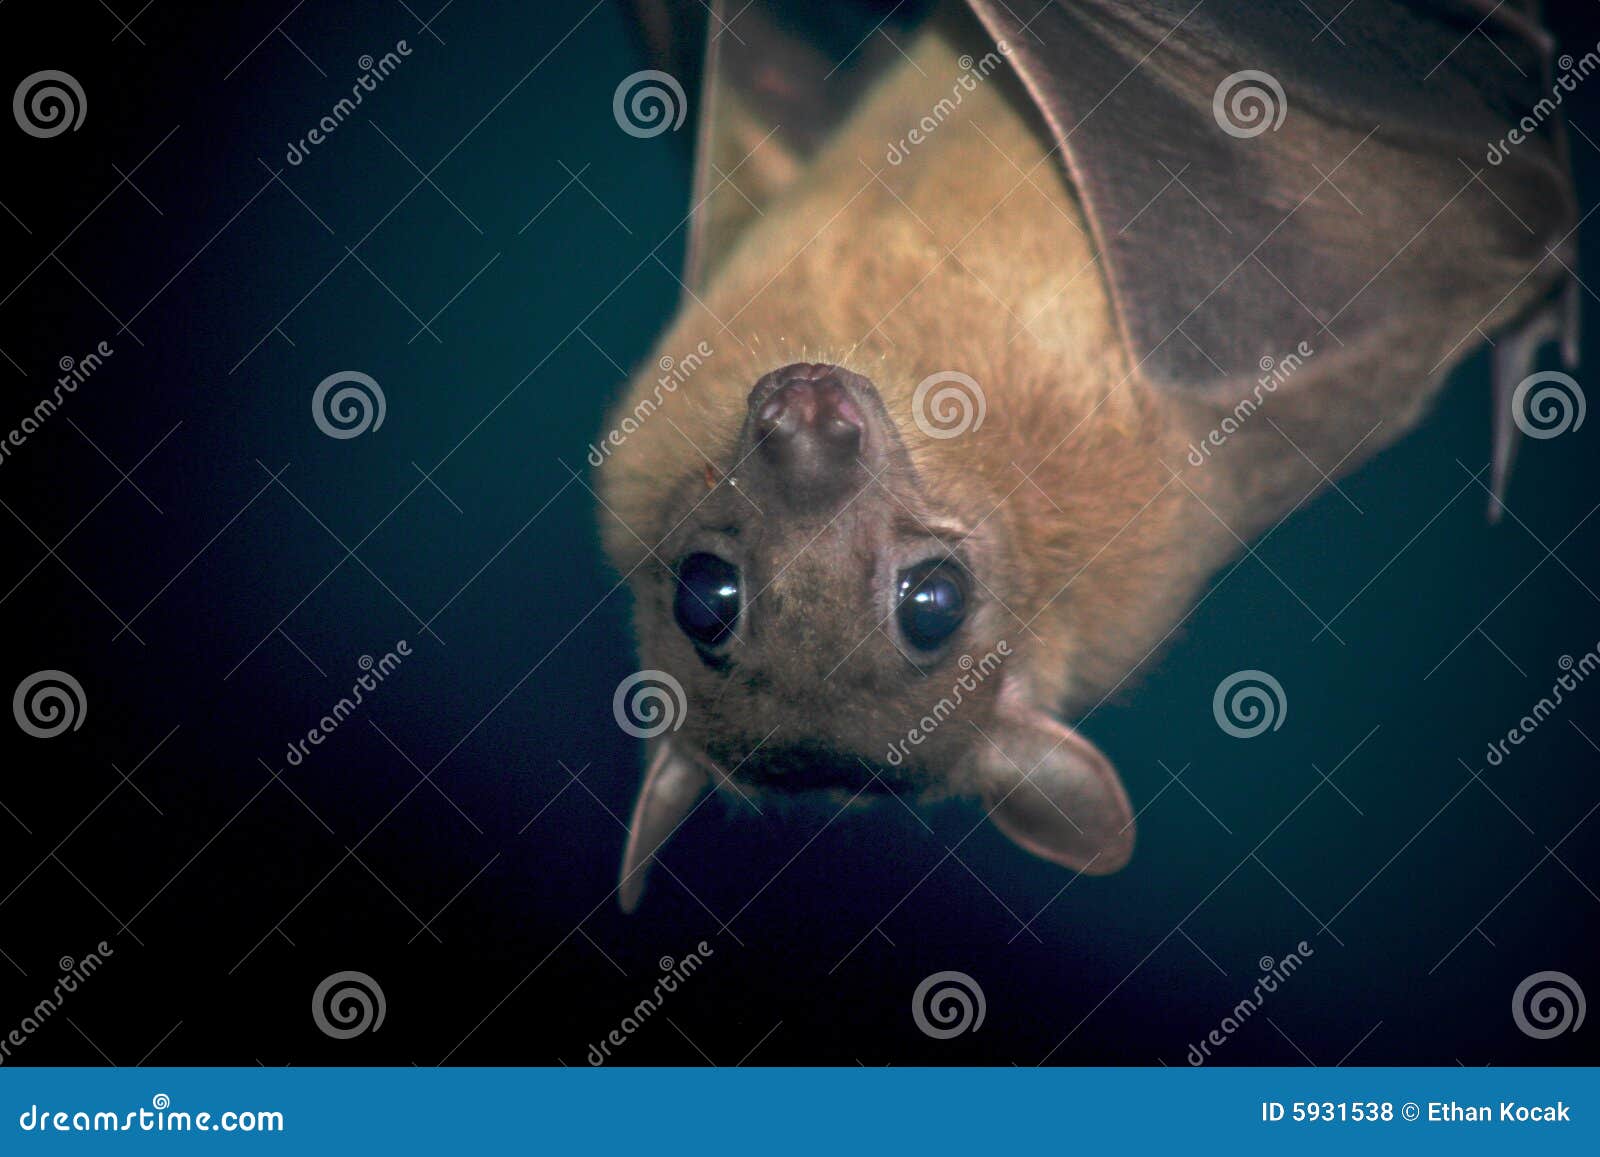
745;362;879;505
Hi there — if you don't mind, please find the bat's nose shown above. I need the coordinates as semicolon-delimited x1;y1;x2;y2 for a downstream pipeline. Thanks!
750;363;866;493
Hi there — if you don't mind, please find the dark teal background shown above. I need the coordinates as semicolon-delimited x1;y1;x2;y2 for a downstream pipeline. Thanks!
0;0;1595;1066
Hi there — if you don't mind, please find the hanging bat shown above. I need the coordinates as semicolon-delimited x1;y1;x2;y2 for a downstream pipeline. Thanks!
597;0;1578;911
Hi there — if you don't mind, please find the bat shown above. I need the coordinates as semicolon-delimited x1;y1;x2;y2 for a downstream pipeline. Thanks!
597;0;1579;911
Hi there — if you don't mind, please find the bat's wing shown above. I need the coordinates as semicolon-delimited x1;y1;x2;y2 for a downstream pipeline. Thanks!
666;0;1577;508
963;0;1578;514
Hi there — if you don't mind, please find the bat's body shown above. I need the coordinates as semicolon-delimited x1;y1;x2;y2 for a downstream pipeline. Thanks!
599;1;1577;909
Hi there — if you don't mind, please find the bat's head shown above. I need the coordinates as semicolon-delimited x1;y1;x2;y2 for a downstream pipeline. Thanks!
602;359;1133;911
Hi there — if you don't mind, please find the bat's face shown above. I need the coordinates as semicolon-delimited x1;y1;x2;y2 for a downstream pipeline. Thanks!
635;361;1008;794
609;358;1136;909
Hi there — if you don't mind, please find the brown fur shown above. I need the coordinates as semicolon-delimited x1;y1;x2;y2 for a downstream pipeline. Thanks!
598;11;1562;889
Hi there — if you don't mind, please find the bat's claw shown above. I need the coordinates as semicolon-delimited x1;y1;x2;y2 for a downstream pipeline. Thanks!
1489;279;1580;523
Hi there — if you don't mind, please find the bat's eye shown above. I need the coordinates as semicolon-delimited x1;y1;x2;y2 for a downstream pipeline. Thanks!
896;561;966;651
674;552;742;647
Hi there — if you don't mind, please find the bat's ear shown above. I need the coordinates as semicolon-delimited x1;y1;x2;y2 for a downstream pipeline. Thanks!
618;739;711;913
972;706;1133;876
